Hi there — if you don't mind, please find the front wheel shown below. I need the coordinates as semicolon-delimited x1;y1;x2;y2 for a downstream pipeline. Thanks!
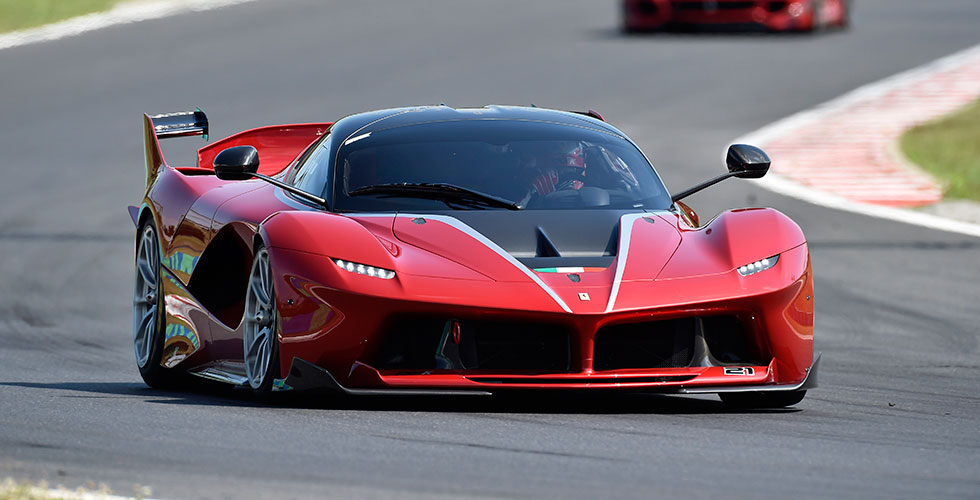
243;245;281;394
720;390;807;408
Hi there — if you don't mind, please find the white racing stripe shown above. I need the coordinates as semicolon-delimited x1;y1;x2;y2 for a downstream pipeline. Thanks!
604;213;648;313
0;0;260;51
350;212;668;313
734;42;980;238
382;213;574;314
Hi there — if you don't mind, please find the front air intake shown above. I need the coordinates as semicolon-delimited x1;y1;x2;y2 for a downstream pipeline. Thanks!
371;317;572;372
593;315;764;370
594;318;696;370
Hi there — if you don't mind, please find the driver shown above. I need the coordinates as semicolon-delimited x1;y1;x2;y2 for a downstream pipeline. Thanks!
512;141;586;206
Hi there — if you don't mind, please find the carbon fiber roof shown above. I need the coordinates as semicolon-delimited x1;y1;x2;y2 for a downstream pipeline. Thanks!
327;105;628;144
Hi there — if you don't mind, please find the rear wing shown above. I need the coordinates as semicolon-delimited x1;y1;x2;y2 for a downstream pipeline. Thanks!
142;108;209;191
142;108;330;190
148;109;209;140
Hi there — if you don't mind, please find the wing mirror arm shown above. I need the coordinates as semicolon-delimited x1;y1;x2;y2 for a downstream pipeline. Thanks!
671;172;736;203
669;144;771;203
213;145;328;209
250;172;328;208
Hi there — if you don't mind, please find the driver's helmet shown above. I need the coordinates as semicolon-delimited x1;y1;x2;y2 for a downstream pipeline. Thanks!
525;141;585;196
511;141;586;197
551;142;585;171
537;142;585;171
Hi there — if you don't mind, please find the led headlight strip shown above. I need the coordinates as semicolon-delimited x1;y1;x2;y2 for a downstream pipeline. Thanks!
334;259;396;279
737;255;779;276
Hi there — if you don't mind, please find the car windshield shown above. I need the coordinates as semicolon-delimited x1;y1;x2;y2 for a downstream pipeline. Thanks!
332;119;671;211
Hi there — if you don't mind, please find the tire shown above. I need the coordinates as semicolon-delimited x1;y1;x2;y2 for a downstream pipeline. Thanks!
133;221;184;388
243;245;281;394
720;390;807;409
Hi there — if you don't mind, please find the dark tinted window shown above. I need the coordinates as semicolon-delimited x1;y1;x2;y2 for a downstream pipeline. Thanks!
332;119;671;212
286;133;334;194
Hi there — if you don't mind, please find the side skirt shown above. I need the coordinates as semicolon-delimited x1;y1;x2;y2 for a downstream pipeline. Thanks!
187;361;248;386
276;357;492;397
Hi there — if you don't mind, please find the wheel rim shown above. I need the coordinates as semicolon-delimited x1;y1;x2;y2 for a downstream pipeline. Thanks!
133;225;160;368
244;248;277;389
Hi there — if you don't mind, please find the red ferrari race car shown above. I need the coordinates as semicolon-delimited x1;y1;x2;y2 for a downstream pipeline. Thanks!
131;105;817;408
623;0;851;32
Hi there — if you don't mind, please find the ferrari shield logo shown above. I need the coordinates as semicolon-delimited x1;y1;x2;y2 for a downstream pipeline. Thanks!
578;292;590;301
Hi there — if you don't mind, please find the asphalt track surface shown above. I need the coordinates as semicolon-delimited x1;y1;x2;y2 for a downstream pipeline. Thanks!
1;1;978;498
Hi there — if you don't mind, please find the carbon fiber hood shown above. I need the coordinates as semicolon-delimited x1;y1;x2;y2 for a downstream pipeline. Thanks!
391;210;682;280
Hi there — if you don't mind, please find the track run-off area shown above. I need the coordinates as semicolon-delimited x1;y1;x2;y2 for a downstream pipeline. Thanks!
0;1;978;498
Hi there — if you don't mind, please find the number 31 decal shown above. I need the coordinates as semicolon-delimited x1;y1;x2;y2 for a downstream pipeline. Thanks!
724;367;755;376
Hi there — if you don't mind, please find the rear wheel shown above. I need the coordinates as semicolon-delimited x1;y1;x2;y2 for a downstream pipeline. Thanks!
720;390;807;408
133;222;183;388
243;245;281;394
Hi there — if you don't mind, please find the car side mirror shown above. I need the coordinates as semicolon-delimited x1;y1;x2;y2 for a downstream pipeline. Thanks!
726;144;770;179
671;144;771;202
213;145;259;181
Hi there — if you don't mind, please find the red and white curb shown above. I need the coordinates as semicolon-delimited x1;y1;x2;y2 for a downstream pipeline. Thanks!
735;42;980;238
0;0;259;51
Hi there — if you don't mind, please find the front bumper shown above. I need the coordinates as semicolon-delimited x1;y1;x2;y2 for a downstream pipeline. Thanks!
275;353;820;395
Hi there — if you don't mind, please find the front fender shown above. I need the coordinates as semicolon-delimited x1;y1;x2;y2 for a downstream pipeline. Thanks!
260;211;397;269
658;208;805;279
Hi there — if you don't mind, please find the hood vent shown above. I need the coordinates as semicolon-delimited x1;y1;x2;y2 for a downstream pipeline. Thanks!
522;223;618;270
535;226;561;258
437;209;630;270
395;209;646;272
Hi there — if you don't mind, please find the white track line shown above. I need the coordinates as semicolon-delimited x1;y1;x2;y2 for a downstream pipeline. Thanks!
0;0;259;51
734;42;980;238
10;485;159;500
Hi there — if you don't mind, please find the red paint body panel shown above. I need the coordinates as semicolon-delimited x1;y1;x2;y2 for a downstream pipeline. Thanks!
392;217;526;282
374;365;773;390
656;208;805;279
261;222;811;387
135;107;815;397
197;123;331;175
620;216;681;282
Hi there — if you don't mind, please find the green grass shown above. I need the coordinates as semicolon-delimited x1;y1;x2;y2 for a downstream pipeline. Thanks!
900;98;980;201
0;0;130;33
0;478;146;500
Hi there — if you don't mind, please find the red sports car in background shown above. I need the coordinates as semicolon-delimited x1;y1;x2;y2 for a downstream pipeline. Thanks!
623;0;850;32
131;105;817;408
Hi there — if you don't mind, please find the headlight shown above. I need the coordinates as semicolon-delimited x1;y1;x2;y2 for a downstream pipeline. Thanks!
334;259;396;279
737;255;779;276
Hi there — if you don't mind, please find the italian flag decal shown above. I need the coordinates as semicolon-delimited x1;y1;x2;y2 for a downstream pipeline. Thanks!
533;267;606;273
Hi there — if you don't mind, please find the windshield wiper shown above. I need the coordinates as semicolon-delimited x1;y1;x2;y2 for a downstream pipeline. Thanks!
348;183;522;210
